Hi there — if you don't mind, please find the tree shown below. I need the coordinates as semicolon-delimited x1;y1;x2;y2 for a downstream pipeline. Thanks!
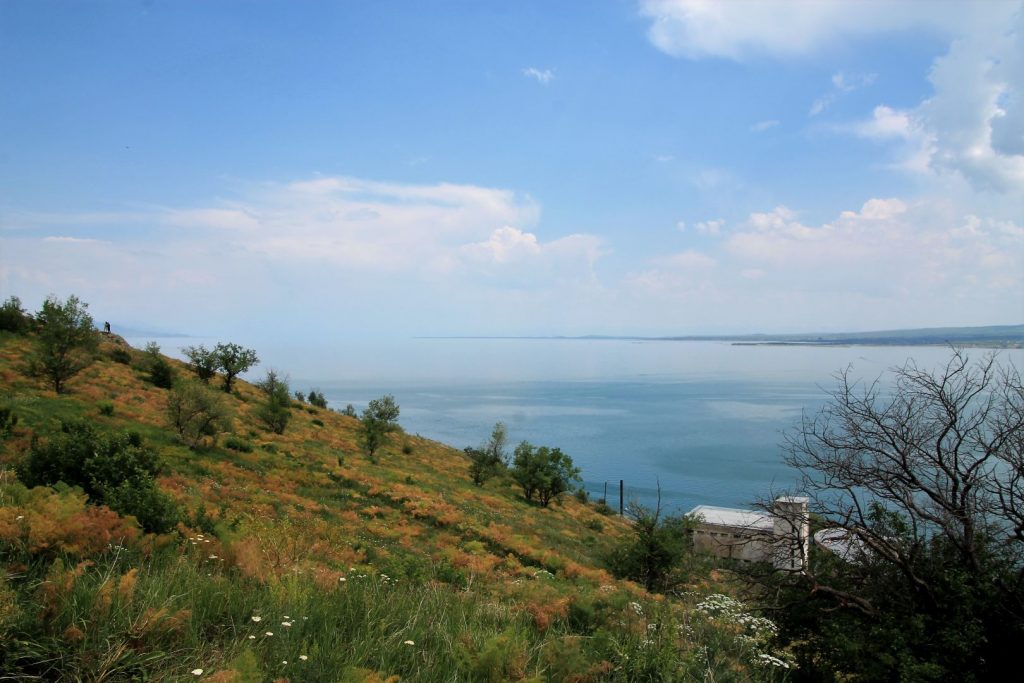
511;441;581;507
754;350;1024;680
30;294;98;393
213;342;258;393
166;379;232;448
143;342;175;389
256;370;291;434
466;421;509;485
183;344;219;383
358;395;400;460
307;389;328;409
0;296;31;334
607;490;698;592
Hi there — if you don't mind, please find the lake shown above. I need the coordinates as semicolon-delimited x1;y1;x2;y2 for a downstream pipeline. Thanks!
294;339;1020;514
145;336;1021;515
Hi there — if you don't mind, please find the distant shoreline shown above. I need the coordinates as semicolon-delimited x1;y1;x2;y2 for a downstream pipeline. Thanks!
418;324;1024;349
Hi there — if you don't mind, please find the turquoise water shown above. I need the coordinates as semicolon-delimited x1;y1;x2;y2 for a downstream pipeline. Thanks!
295;340;1018;514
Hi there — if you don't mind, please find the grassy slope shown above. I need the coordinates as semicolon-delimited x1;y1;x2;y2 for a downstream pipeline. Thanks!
0;332;786;682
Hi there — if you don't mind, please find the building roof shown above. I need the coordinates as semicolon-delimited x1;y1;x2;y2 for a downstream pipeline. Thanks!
687;505;773;530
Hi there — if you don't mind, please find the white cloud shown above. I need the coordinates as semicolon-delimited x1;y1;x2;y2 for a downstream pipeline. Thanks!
750;119;780;132
522;67;555;85
810;71;876;116
694;219;724;235
638;0;997;61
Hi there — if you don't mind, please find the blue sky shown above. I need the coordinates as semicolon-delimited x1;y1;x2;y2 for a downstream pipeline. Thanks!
2;0;1022;341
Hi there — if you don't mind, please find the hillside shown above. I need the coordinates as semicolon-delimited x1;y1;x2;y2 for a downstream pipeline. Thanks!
0;329;789;681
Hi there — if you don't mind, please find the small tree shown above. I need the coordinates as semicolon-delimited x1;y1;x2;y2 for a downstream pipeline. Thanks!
183;344;219;383
358;395;400;461
308;389;328;409
606;490;697;592
341;404;357;418
143;342;175;389
0;295;31;334
753;350;1024;680
256;370;291;434
30;294;98;393
214;342;258;393
466;421;510;486
511;441;581;507
166;379;232;448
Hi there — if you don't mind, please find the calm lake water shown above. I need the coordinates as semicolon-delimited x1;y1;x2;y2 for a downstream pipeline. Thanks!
148;337;1022;515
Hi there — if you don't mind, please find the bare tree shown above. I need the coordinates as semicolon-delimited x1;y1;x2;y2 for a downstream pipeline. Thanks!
751;350;1024;679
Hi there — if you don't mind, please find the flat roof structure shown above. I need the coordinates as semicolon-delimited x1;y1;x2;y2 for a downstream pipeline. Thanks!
688;505;773;530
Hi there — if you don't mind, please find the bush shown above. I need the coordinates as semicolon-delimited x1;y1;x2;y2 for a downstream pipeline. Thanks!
255;370;291;435
107;346;132;364
605;500;696;592
224;435;253;453
308;389;328;409
0;406;17;439
0;296;31;334
143;342;174;389
15;419;179;533
358;395;400;460
166;379;232;448
97;401;114;417
312;418;324;427
341;404;358;417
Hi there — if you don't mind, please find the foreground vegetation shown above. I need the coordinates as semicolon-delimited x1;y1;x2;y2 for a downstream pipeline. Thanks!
0;297;790;681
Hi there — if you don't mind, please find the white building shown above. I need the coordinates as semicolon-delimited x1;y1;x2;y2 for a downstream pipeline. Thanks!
688;496;810;570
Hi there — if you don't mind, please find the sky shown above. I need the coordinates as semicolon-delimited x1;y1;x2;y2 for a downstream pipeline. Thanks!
1;0;1022;342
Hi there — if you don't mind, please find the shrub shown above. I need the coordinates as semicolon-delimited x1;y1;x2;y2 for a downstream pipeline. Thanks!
143;342;174;389
15;420;179;533
224;436;253;453
358;395;400;460
0;296;31;334
341;404;357;418
312;418;324;427
107;346;132;364
166;379;231;448
97;401;114;417
294;390;306;403
255;370;290;435
308;389;328;409
0;406;17;439
605;500;696;592
402;440;413;454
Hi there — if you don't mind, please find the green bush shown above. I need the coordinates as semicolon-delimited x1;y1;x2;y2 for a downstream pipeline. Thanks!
143;343;175;389
255;370;291;435
308;389;328;409
0;406;17;439
224;435;254;453
15;419;178;533
312;418;324;427
97;401;114;417
0;296;31;334
166;379;232;448
107;346;133;364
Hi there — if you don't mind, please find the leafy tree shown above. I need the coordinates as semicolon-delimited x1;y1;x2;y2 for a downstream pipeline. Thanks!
256;369;291;434
341;404;357;418
183;344;219;383
511;441;581;507
213;342;258;393
752;350;1024;681
29;294;98;393
466;421;510;486
308;389;328;409
143;342;175;389
166;379;232;448
358;395;400;460
0;296;31;334
16;420;179;533
606;493;697;592
294;390;306;403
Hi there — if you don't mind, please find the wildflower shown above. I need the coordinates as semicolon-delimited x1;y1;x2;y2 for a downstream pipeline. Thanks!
251;616;262;622
208;555;217;559
191;669;204;676
15;515;24;520
629;601;644;616
282;660;288;665
265;631;274;636
283;615;290;619
339;576;347;582
299;655;308;661
248;635;256;639
282;621;292;627
403;640;415;645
